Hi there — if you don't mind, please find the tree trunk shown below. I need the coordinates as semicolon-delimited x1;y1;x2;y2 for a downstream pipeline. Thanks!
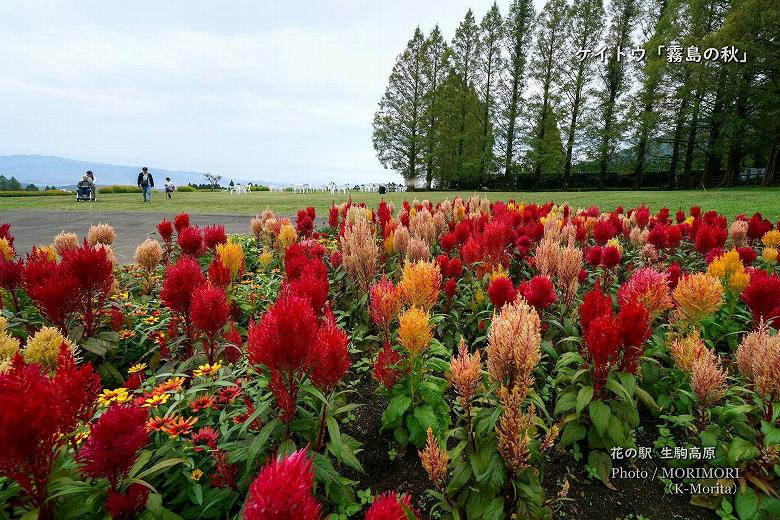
669;93;688;188
761;125;779;187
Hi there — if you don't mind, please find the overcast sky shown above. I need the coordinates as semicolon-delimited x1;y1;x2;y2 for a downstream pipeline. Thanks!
0;0;550;184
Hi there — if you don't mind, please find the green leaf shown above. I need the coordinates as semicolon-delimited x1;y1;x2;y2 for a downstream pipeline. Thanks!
382;395;411;428
587;450;612;487
560;422;587;446
588;400;611;438
762;421;780;446
554;390;577;416
734;487;758;520
96;362;124;388
413;405;438;434
482;497;505;520
576;386;594;417
617;372;636;398
133;458;185;481
728;437;760;466
326;416;342;458
605;378;632;402
635;386;660;413
393;427;409;448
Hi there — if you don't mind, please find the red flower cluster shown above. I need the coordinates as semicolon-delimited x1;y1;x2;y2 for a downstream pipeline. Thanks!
178;226;204;257
77;404;150;488
741;270;780;327
203;224;228;250
487;276;516;308
518;275;557;310
105;483;150;520
282;241;330;314
157;218;174;242
244;449;322;520
585;245;621;268
308;311;350;392
248;294;318;372
161;257;206;316
0;347;100;513
173;212;190;233
296;207;316;237
191;284;231;363
373;341;403;390
364;492;419;520
60;242;115;338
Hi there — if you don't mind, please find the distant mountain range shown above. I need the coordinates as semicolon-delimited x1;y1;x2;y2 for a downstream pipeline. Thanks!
0;155;275;187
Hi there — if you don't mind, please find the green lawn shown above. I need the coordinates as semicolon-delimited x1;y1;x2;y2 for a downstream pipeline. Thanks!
1;188;778;220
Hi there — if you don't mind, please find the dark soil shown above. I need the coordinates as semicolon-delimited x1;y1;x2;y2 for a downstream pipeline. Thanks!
342;367;719;520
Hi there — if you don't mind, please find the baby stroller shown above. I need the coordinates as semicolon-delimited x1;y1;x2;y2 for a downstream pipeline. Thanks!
76;178;95;201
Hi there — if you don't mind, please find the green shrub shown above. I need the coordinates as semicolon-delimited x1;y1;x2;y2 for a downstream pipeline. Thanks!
97;185;141;194
176;185;195;192
250;184;269;191
0;190;71;197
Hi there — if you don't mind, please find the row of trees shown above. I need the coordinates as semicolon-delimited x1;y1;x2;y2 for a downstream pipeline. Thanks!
0;175;51;191
372;0;778;190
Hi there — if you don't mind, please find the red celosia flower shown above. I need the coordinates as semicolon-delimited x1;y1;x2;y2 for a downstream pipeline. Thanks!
364;492;419;520
370;276;401;333
585;246;602;266
157;219;174;242
23;249;77;332
330;250;343;268
747;212;772;240
267;370;297;423
247;294;318;372
741;270;780;327
373;341;402;389
601;245;622;268
173;213;190;233
244;448;322;520
59;243;115;338
441;232;457;252
593;220;616;244
444;278;457;300
109;307;125;332
208;256;233;288
647;224;667;249
284;241;326;281
282;268;330;315
487;276;516;308
191;285;230;338
736;247;757;265
695;224;726;254
579;279;613;336
634;205;650;228
105;483;150;520
329;205;339;228
666;225;682;250
705;247;724;264
585;314;621;394
519;275;557;310
178;226;204;257
665;262;682;290
0;347;100;513
203;225;227;250
296;209;315;237
77;404;149;488
616;300;651;373
0;258;23;292
308;312;350;392
191;284;230;362
0;224;14;249
161;257;206;316
675;209;686;223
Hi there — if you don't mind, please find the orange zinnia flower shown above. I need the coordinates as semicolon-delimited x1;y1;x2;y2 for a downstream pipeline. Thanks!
163;415;198;437
151;377;186;395
145;415;173;432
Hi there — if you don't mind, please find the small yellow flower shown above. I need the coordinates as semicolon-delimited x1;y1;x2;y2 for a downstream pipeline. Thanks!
763;247;778;265
193;362;222;378
98;387;130;407
142;393;171;408
277;223;297;249
489;265;510;283
143;316;159;325
0;238;15;260
129;363;148;374
475;287;485;305
119;329;136;339
191;469;204;481
606;237;623;254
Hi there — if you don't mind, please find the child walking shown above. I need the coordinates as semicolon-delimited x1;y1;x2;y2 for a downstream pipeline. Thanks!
164;177;175;199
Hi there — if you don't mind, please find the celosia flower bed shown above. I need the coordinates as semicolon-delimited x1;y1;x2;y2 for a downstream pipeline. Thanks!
0;200;779;519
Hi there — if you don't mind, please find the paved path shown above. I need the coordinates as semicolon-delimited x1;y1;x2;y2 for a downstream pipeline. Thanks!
0;210;253;264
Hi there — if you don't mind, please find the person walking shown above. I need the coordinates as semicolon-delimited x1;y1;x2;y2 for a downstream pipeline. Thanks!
164;177;175;200
137;167;154;202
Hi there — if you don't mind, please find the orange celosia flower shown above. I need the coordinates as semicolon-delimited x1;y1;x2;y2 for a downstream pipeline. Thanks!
419;427;448;489
691;352;727;408
618;268;673;320
397;307;432;356
163;415;198;437
707;249;750;294
487;298;541;393
369;277;402;331
495;385;534;475
667;330;708;372
399;259;441;311
673;273;724;325
762;230;780;248
215;241;245;279
446;338;482;411
736;323;780;401
340;212;378;291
